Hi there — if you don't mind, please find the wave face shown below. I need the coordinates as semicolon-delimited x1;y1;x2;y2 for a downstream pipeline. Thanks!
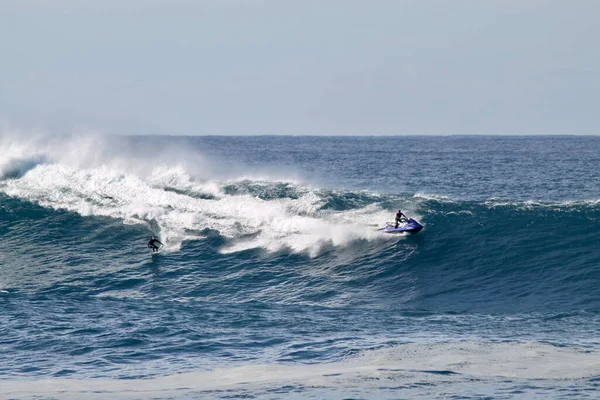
1;134;599;399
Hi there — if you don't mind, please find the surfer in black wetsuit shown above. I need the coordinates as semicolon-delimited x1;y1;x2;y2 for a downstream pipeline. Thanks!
394;210;408;228
148;236;163;252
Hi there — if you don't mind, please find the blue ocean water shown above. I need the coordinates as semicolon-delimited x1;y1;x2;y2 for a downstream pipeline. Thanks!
0;134;599;399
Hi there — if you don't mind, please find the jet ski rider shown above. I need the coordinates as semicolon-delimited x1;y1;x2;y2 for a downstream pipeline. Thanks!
394;209;408;228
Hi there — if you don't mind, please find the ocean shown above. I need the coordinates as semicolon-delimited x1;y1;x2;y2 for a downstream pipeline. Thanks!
0;134;599;399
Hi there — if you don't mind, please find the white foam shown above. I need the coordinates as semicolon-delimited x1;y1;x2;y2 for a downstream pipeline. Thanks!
351;341;600;379
0;341;597;399
413;192;451;201
0;133;403;254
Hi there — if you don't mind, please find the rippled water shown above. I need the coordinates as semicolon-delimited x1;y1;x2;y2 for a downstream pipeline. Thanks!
1;134;599;399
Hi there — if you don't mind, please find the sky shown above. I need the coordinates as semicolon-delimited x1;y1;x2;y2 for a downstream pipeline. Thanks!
1;0;599;135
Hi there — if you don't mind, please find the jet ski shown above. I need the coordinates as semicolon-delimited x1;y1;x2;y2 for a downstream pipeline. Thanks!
382;218;423;234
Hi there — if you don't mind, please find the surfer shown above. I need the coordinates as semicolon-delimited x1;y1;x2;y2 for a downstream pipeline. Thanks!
394;209;408;228
148;236;163;252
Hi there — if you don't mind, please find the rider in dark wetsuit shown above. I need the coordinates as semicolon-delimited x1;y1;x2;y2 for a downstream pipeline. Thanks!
394;209;408;228
148;236;163;252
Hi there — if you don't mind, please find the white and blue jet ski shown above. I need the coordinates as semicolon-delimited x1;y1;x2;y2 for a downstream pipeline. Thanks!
382;218;423;234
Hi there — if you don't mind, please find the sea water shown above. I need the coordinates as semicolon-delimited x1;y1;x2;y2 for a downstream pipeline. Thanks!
0;134;599;399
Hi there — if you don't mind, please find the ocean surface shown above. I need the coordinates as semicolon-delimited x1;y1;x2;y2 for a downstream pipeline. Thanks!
0;134;599;399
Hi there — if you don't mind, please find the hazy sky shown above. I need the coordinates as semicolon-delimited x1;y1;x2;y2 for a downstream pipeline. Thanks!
1;0;599;135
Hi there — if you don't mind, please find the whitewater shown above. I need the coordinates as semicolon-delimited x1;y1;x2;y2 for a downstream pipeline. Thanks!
1;133;599;399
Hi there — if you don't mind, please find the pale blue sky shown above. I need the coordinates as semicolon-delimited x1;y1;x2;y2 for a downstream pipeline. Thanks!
1;0;598;135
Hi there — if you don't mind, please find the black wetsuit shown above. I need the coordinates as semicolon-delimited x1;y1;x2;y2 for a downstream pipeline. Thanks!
148;238;163;252
394;212;407;228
